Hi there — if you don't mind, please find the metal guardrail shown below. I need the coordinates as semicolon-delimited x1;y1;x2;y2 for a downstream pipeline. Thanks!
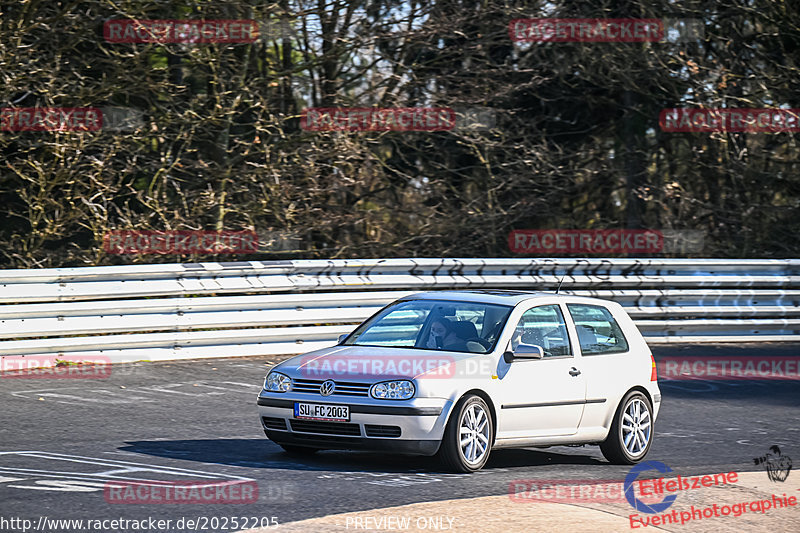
1;258;798;365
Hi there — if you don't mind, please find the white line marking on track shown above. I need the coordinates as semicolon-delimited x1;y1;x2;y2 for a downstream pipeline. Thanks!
0;451;257;493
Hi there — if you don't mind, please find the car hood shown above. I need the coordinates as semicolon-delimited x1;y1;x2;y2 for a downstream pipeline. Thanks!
272;345;491;382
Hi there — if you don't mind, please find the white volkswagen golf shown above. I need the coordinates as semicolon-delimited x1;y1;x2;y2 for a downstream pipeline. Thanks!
257;290;661;472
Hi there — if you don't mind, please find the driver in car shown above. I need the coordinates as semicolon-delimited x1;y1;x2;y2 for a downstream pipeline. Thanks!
425;319;466;351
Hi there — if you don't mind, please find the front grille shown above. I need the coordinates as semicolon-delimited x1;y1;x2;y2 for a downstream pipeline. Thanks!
289;420;361;436
364;425;402;438
292;378;371;397
290;434;364;445
262;417;287;430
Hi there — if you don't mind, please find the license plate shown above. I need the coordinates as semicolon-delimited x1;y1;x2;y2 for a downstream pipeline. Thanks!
293;402;350;422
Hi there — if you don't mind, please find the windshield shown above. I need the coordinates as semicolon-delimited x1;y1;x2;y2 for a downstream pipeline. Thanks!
343;299;513;354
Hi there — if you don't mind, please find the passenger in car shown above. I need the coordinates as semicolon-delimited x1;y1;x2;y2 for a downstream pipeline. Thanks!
448;321;480;351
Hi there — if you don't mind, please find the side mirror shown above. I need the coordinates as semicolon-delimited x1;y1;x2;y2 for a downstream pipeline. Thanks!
337;334;349;344
503;342;544;363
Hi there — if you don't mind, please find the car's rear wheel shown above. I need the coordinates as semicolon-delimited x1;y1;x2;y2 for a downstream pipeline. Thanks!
437;394;493;472
600;391;653;464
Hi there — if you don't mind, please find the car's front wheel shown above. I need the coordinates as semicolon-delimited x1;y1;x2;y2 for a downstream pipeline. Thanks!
600;391;654;464
437;394;493;472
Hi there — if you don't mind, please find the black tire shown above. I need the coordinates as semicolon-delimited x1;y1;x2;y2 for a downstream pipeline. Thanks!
600;391;654;464
277;444;320;455
436;394;493;472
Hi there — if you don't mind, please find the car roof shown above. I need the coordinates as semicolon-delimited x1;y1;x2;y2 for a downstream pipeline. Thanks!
400;290;554;306
399;290;618;308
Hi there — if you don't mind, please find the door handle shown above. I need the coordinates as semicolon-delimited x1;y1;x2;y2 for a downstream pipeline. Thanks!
569;367;581;377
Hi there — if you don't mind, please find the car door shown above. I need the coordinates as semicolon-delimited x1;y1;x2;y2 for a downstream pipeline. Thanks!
564;302;632;431
495;303;587;438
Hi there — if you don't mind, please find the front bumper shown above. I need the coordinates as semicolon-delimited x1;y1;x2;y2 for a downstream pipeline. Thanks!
257;393;451;456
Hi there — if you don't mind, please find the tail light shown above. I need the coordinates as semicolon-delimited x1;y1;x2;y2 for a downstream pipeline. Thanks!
650;354;658;381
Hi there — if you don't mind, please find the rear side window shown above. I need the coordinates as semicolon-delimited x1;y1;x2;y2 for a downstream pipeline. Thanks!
567;304;629;355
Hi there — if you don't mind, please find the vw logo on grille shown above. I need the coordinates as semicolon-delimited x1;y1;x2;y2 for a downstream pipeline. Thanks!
319;380;336;396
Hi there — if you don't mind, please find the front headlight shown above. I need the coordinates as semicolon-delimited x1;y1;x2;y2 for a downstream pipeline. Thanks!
264;372;292;392
370;380;415;400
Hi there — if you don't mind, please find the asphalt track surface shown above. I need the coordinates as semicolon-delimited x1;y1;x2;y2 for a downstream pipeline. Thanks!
1;344;798;533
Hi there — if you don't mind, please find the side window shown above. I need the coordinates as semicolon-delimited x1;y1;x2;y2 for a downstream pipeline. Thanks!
513;305;572;357
567;304;629;355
